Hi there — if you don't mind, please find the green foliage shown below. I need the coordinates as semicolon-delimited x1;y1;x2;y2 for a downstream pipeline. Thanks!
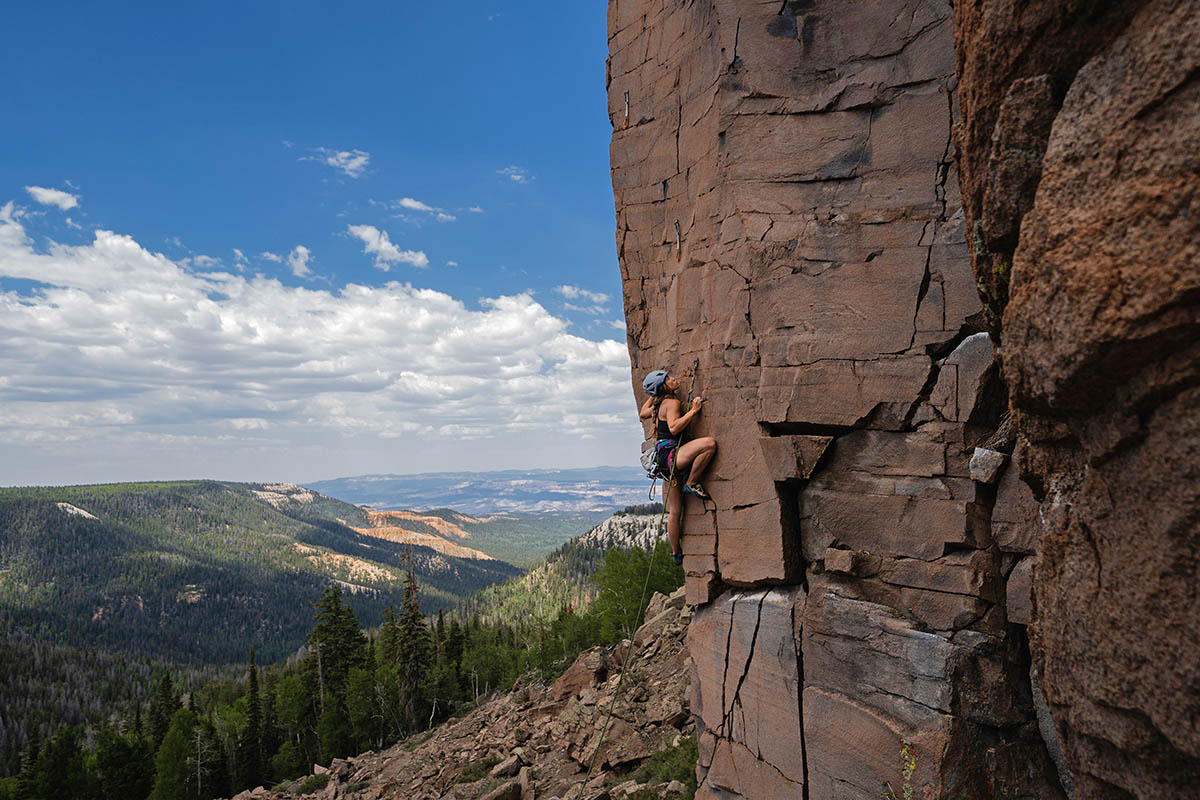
631;734;697;797
590;541;684;642
150;708;197;800
455;755;501;784
296;772;330;795
880;739;917;800
232;648;265;793
317;700;353;765
0;507;687;800
268;741;306;784
94;726;154;800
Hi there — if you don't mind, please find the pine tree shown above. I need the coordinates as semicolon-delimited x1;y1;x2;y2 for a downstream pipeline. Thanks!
95;726;153;800
149;674;180;755
149;708;197;800
394;570;432;734
377;605;399;664
316;699;352;765
308;586;367;704
14;733;39;800
233;647;263;791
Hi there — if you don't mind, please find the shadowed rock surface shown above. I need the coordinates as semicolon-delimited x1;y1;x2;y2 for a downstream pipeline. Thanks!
955;0;1200;796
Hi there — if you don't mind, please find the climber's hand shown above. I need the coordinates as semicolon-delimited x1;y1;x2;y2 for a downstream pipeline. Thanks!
691;397;704;413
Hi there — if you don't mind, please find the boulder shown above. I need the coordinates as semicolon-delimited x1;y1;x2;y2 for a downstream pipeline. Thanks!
929;333;996;424
969;447;1009;483
550;648;608;702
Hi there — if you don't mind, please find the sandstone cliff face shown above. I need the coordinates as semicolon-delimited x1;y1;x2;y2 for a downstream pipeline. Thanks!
608;0;1096;797
954;1;1200;797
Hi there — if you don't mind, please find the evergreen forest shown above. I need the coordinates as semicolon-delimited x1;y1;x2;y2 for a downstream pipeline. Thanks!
0;539;683;800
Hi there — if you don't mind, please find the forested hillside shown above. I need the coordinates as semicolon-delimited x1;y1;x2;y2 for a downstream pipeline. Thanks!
454;505;664;628
0;542;684;799
0;481;522;665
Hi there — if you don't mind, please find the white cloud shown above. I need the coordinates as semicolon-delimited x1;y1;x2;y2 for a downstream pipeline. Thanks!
346;224;429;269
386;197;457;224
260;251;282;263
497;166;532;184
232;248;248;268
65;218;83;230
556;285;609;304
556;285;610;315
468;206;484;214
25;186;80;211
306;147;370;178
398;197;434;212
446;261;459;267
287;245;313;278
0;203;635;482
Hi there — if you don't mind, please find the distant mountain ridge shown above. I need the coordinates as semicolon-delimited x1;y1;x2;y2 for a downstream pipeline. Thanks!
0;480;523;665
305;466;653;514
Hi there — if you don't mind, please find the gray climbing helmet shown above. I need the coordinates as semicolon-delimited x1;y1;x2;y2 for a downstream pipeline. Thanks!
642;369;669;396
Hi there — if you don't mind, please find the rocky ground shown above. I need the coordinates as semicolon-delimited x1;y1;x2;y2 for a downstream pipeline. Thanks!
230;588;694;800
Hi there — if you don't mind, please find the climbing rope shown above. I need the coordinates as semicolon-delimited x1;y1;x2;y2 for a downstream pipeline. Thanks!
575;362;699;798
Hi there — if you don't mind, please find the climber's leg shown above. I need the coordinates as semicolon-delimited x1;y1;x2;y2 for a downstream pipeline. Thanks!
675;436;717;485
666;478;683;559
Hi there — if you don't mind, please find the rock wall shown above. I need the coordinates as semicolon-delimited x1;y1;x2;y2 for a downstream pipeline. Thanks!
608;1;1070;797
954;1;1200;797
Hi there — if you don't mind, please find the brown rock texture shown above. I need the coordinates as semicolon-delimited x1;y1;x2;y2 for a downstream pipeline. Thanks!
954;0;1200;796
609;0;1073;797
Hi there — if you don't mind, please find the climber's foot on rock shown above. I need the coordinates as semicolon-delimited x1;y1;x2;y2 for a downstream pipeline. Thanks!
673;551;684;566
683;482;710;501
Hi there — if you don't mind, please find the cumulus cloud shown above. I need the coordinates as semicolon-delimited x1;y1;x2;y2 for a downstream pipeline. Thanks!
0;202;633;481
497;166;532;184
25;186;80;211
306;147;370;178
259;250;283;263
287;245;312;278
346;224;429;269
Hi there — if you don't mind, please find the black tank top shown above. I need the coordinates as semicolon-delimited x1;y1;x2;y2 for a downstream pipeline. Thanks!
656;410;674;441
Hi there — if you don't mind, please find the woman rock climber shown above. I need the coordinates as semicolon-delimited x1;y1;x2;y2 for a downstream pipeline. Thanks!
639;368;718;565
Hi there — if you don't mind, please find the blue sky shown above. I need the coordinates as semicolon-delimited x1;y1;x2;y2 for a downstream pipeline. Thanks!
0;2;642;486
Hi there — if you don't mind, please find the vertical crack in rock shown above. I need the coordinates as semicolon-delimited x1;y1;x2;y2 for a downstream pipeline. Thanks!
722;593;766;744
717;593;739;739
795;592;810;800
730;18;741;69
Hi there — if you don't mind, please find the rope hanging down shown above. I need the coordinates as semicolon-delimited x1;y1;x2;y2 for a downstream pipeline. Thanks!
575;360;698;798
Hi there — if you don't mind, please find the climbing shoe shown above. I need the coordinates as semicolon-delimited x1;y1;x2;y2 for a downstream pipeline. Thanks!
683;482;711;501
673;552;684;566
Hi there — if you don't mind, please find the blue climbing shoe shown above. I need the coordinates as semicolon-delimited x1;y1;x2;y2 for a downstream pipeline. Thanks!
683;482;711;501
673;552;684;566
